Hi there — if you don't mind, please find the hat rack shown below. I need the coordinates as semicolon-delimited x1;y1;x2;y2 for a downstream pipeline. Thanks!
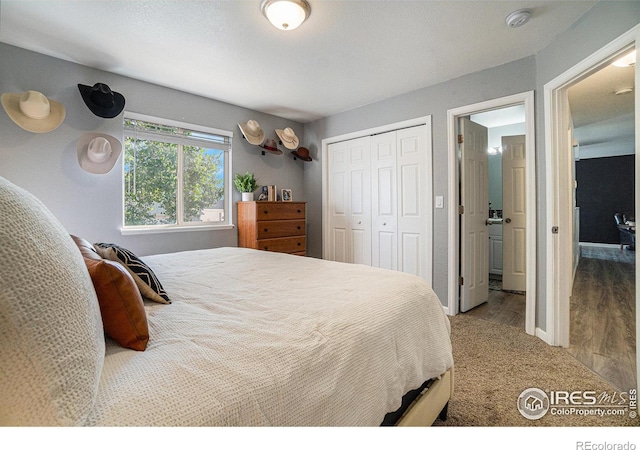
238;120;312;161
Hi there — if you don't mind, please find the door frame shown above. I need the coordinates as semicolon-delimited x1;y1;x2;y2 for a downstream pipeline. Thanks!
321;115;434;286
446;91;536;337
544;25;639;357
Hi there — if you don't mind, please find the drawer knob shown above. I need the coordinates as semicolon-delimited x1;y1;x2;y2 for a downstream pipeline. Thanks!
264;246;269;250
297;242;301;246
264;228;269;232
264;210;268;214
297;209;301;213
297;226;301;230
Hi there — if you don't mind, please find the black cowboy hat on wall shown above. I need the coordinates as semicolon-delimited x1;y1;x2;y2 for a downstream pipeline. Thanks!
78;83;125;118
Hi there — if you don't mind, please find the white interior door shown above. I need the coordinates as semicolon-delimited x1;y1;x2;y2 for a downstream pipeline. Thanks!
460;117;489;312
502;134;527;292
371;132;398;271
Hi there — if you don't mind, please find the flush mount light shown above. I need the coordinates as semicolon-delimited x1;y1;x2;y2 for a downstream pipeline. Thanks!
505;9;531;28
615;87;634;96
261;0;310;31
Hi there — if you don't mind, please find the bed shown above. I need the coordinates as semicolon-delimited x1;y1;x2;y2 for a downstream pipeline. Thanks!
0;175;453;427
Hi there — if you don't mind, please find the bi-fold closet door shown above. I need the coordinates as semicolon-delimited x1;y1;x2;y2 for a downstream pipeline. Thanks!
327;125;429;282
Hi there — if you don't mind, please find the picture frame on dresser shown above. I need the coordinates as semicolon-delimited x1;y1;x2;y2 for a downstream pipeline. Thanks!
282;189;292;202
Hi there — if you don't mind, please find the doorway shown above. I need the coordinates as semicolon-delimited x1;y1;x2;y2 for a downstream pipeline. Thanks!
446;91;536;336
545;26;638;390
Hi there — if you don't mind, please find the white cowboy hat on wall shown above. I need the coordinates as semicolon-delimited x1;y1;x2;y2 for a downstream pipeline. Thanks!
77;132;122;174
275;127;299;150
1;90;66;133
238;119;265;146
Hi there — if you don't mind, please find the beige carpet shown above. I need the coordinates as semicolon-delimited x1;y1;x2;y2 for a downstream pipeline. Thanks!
433;314;638;427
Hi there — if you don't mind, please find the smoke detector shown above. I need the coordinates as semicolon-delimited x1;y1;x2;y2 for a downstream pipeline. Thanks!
505;9;531;28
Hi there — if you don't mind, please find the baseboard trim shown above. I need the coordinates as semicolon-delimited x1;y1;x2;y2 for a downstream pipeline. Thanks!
579;242;620;249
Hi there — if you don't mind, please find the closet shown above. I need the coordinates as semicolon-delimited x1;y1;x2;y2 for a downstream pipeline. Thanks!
325;124;432;283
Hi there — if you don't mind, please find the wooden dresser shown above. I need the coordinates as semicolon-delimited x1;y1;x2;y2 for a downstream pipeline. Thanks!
237;201;306;256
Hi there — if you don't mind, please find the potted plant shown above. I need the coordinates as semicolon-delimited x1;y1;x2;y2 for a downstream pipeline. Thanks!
234;172;259;201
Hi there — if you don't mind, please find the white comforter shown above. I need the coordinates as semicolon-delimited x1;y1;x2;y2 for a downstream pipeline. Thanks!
85;247;453;426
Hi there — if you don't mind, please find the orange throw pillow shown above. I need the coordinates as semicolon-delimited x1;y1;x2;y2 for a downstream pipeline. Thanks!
84;257;149;351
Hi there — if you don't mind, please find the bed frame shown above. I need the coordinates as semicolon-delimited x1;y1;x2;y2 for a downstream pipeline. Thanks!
395;368;454;426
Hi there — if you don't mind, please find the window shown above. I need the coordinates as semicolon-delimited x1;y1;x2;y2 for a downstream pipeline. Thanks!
123;113;232;232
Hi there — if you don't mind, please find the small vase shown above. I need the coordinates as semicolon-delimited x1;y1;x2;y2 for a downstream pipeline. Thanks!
241;192;254;202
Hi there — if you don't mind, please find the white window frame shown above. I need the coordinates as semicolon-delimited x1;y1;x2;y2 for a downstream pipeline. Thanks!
121;112;233;235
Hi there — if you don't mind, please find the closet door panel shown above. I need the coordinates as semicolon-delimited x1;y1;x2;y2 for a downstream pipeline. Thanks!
371;132;397;270
397;126;429;280
401;232;421;277
328;142;350;262
347;137;371;265
325;122;432;285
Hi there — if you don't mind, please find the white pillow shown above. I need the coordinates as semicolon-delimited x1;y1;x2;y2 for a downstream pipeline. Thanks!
0;176;105;426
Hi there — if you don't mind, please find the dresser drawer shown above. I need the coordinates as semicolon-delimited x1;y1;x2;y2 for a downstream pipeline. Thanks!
257;220;305;239
256;203;305;220
256;236;306;254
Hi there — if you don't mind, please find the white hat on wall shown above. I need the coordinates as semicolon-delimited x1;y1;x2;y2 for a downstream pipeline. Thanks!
275;127;299;150
238;119;265;146
77;132;122;174
1;90;66;133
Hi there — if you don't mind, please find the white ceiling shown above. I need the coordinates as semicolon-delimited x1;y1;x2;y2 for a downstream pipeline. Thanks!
568;51;636;158
0;0;598;124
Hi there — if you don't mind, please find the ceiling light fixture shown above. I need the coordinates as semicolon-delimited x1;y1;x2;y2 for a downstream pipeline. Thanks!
505;9;531;28
614;87;634;96
612;49;636;67
261;0;310;31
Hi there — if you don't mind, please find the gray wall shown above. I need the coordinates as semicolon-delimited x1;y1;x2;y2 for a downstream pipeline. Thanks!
0;43;306;257
1;2;639;337
303;57;536;307
304;1;640;334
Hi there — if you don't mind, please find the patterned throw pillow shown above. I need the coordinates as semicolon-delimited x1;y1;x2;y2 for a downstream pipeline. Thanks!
93;243;171;304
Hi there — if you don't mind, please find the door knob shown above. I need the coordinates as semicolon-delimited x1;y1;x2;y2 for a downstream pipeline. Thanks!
505;218;512;223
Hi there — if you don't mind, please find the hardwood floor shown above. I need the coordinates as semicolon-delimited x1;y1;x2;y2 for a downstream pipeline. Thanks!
464;246;637;392
464;275;526;328
566;245;636;392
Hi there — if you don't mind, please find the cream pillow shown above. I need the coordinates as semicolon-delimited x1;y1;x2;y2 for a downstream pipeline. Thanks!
0;176;105;426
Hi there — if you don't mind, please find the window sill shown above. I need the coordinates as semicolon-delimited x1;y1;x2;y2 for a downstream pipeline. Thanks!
121;224;235;236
